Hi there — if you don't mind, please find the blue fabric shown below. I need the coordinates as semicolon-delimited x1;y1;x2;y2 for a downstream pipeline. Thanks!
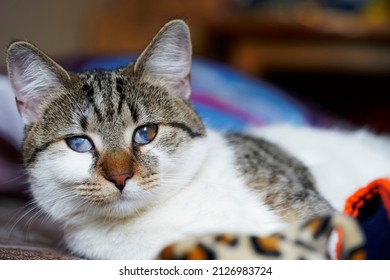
358;195;390;259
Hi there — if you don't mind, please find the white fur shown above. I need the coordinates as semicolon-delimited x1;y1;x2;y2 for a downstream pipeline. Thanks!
249;124;390;211
17;57;59;98
30;141;94;221
31;124;390;259
58;131;283;259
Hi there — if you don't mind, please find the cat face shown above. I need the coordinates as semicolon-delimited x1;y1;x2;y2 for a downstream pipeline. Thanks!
7;20;207;220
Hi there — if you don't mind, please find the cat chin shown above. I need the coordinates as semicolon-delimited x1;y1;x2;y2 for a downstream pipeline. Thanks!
39;195;150;222
87;199;148;219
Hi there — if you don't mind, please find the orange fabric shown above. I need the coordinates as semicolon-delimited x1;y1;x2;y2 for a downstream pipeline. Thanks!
336;178;390;259
344;178;390;219
335;227;343;260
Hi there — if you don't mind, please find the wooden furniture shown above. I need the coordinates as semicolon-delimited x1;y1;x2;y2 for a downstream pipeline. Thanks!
200;12;390;132
203;13;390;76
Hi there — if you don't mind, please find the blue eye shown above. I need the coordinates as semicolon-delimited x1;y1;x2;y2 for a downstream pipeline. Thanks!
133;125;158;146
66;136;94;153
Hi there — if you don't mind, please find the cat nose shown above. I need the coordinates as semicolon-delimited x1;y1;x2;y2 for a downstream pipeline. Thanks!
108;173;132;192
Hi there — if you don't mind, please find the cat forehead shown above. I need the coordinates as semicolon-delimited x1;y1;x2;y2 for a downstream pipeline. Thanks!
77;69;167;102
83;69;125;85
74;69;172;114
59;69;180;132
79;69;130;94
32;68;193;146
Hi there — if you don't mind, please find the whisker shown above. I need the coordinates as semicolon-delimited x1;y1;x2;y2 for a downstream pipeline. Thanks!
7;201;40;233
6;189;83;239
0;172;29;185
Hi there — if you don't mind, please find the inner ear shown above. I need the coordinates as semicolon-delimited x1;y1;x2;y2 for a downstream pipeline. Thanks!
133;20;192;99
7;41;70;124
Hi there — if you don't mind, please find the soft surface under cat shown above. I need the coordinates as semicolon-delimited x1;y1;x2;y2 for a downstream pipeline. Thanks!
6;20;390;259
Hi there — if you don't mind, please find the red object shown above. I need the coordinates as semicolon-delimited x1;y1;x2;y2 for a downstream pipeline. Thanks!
337;178;390;259
344;178;390;220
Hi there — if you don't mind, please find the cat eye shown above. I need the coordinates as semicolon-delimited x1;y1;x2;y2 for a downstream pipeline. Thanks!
66;136;94;153
133;125;158;146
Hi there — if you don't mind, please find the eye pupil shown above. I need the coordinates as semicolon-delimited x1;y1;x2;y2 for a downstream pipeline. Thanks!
133;125;158;146
66;136;94;153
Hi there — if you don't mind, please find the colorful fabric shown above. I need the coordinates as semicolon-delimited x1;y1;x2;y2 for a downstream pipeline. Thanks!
343;178;390;259
159;214;366;260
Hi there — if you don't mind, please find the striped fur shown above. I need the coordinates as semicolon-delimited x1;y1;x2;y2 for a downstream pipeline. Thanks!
226;134;333;223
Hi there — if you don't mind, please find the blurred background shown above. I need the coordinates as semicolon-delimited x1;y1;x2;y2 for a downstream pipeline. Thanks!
1;0;390;131
1;0;390;257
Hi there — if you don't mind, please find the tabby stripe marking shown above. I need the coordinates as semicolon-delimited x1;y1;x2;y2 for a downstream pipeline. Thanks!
95;77;102;91
80;114;88;130
127;101;139;123
82;84;94;96
166;122;203;138
27;141;53;165
92;101;103;122
116;78;124;94
84;83;103;122
117;89;126;114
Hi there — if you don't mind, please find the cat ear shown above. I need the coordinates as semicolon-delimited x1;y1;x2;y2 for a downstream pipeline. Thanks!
133;20;192;99
6;41;71;125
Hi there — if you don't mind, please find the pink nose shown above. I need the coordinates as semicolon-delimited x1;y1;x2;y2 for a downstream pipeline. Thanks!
108;173;132;192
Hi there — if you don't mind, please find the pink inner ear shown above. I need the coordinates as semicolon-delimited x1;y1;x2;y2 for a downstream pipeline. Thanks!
16;96;43;124
15;98;25;115
172;75;191;99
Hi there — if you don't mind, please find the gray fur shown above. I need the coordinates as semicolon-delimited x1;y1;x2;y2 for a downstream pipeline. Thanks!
21;70;205;205
226;133;333;222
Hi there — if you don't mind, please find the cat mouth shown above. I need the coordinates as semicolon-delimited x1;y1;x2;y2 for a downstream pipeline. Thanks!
96;192;151;218
117;193;137;202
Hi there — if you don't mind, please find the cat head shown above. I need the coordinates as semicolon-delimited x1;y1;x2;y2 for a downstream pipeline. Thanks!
6;20;207;220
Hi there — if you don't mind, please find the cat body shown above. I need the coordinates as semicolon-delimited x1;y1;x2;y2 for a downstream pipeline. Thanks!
6;20;390;259
62;126;390;259
251;125;390;212
62;131;285;259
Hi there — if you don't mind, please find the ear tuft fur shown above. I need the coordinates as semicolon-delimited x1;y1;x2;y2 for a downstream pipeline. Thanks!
6;41;70;124
134;20;192;99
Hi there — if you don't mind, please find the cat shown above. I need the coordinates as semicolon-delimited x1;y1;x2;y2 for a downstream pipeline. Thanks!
6;20;390;259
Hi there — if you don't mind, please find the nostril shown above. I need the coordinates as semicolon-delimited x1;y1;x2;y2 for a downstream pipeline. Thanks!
108;173;132;192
